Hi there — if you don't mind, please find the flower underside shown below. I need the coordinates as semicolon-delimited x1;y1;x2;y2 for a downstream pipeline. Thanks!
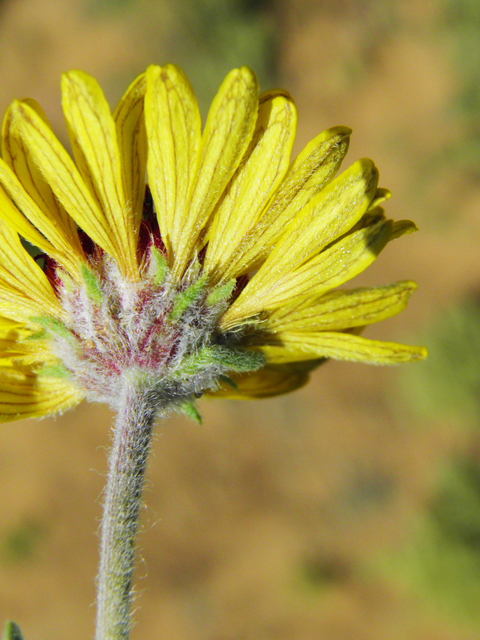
32;198;263;415
0;65;426;422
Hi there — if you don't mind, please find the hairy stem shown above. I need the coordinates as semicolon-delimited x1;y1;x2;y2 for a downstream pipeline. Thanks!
95;379;157;640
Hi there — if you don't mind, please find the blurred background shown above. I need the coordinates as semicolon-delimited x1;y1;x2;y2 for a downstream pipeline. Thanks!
0;0;479;638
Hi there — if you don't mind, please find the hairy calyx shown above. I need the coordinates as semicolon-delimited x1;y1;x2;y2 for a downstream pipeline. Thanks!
33;246;263;417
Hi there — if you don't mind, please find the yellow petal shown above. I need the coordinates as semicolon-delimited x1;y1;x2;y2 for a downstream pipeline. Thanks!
145;64;201;262
0;316;22;330
250;158;378;287
206;361;322;399
267;281;417;332
203;90;297;279
0;182;58;258
0;157;83;275
368;187;391;211
172;66;259;280
222;126;351;279
8;100;125;270
2;100;84;272
113;72;147;238
0;321;33;358
62;71;138;278
0;364;83;421
0;320;54;367
255;331;427;365
0;217;62;321
259;219;392;311
391;218;419;239
0;287;53;324
221;190;395;330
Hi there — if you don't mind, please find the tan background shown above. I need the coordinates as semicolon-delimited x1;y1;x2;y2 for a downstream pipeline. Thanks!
0;0;480;638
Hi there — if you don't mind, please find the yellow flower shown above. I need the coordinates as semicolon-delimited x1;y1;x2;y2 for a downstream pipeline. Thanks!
0;65;426;422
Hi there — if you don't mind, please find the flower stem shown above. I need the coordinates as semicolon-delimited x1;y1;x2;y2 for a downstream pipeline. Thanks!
95;379;157;640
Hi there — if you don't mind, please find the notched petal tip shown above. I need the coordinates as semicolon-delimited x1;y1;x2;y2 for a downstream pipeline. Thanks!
369;187;391;210
398;279;418;292
61;70;104;117
333;124;353;136
391;219;419;238
259;88;295;105
412;345;428;360
232;65;258;85
355;157;379;191
6;100;33;128
61;68;97;91
19;98;51;126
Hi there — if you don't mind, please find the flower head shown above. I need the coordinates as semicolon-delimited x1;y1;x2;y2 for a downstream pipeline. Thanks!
0;65;426;422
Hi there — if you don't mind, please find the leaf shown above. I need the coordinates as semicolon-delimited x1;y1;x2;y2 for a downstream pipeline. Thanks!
2;621;24;640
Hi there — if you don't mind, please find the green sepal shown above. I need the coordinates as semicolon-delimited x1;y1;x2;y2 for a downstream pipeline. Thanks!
206;279;236;306
217;374;238;389
179;400;202;424
169;274;208;322
178;345;265;377
150;246;168;286
2;621;24;640
211;346;265;372
37;364;70;379
80;265;103;305
24;330;48;341
30;316;74;343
